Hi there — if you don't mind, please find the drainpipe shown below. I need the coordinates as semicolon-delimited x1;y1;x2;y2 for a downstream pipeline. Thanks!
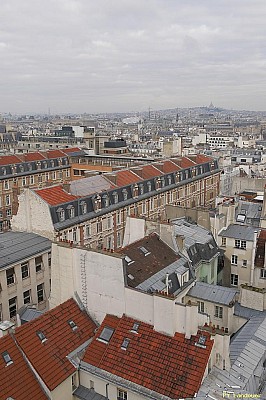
106;383;109;399
250;230;259;286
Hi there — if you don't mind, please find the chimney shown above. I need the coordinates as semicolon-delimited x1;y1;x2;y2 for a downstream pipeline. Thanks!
0;321;15;338
176;235;185;252
62;183;71;193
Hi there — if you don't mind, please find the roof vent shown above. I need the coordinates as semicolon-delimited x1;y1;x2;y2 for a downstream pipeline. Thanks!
36;330;47;343
131;322;140;333
2;351;13;366
195;335;207;349
68;319;78;331
121;338;130;350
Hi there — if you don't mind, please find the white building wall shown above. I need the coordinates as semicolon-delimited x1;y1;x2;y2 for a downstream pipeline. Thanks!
12;189;54;240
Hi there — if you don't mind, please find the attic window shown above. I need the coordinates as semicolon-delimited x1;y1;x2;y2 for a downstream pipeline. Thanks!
68;320;78;331
113;192;119;204
57;208;65;222
125;256;134;265
2;351;13;366
80;201;87;214
131;322;140;333
98;326;114;343
121;338;130;350
37;330;47;343
139;246;150;256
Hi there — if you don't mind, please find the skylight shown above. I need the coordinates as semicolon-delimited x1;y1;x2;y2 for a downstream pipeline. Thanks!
2;351;13;366
68;320;78;331
125;256;134;265
98;326;114;343
139;246;151;256
121;338;130;350
195;335;207;349
131;322;140;333
36;330;47;343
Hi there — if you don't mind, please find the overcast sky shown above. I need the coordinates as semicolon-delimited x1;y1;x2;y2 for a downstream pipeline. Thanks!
1;0;266;114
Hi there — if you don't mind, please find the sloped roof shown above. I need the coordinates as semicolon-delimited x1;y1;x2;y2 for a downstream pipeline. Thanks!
62;147;82;154
117;233;179;288
35;185;78;206
46;149;66;158
187;282;238;306
0;334;47;399
0;231;51;269
115;170;142;186
82;314;213;399
219;224;257;241
70;175;113;196
0;154;22;165
161;160;181;173
140;164;163;179
15;298;97;391
23;152;46;161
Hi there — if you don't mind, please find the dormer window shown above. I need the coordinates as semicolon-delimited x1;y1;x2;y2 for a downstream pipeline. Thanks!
131;322;140;333
28;163;32;171
168;176;172;185
161;178;165;188
2;167;6;175
57;208;65;222
51;160;55;167
80;201;87;215
102;195;109;207
2;351;13;366
122;189;128;201
133;184;138;198
68;206;75;218
43;161;47;168
19;165;24;173
37;330;47;343
113;192;119;204
147;181;152;192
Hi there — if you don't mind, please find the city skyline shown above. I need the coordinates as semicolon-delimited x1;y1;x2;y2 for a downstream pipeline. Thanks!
1;0;266;114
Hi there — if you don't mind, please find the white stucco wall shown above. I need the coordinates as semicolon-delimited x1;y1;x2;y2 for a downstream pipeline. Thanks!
12;188;54;240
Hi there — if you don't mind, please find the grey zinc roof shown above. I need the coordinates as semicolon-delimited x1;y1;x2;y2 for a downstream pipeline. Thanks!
73;386;107;400
172;218;212;246
0;232;51;269
187;282;238;305
219;224;257;241
19;308;43;324
70;175;113;196
234;301;265;320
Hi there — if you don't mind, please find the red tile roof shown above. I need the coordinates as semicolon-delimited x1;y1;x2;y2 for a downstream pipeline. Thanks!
83;314;213;399
140;165;163;179
62;147;81;154
161;160;181;173
15;298;97;391
176;156;197;168
23;152;46;162
0;155;22;165
0;334;47;399
46;149;66;159
115;170;143;186
195;154;213;163
35;185;78;206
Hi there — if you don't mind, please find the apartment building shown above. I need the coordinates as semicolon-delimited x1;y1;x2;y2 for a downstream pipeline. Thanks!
0;231;51;322
218;224;258;288
0;148;83;231
12;155;220;251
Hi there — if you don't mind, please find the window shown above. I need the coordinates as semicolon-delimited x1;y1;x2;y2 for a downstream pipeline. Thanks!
98;326;114;343
23;290;31;304
221;237;226;247
117;388;127;400
6;268;15;286
117;232;121;247
22;177;27;186
68;206;75;218
231;274;239;286
48;252;52;267
68;320;78;331
80;201;87;214
52;171;56;180
37;283;44;303
214;306;223;319
57;208;65;221
131;322;140;333
242;260;247;267
9;297;17;318
37;330;47;343
35;256;43;273
21;262;29;279
113;192;119;204
30;175;35;185
5;195;11;206
235;239;246;250
260;269;266;279
231;255;238;265
122;189;128;201
117;211;121;225
4;180;9;190
6;209;12;218
85;224;91;238
198;301;205;313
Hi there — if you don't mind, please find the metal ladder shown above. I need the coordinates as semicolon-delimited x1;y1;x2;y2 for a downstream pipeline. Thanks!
80;253;88;309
